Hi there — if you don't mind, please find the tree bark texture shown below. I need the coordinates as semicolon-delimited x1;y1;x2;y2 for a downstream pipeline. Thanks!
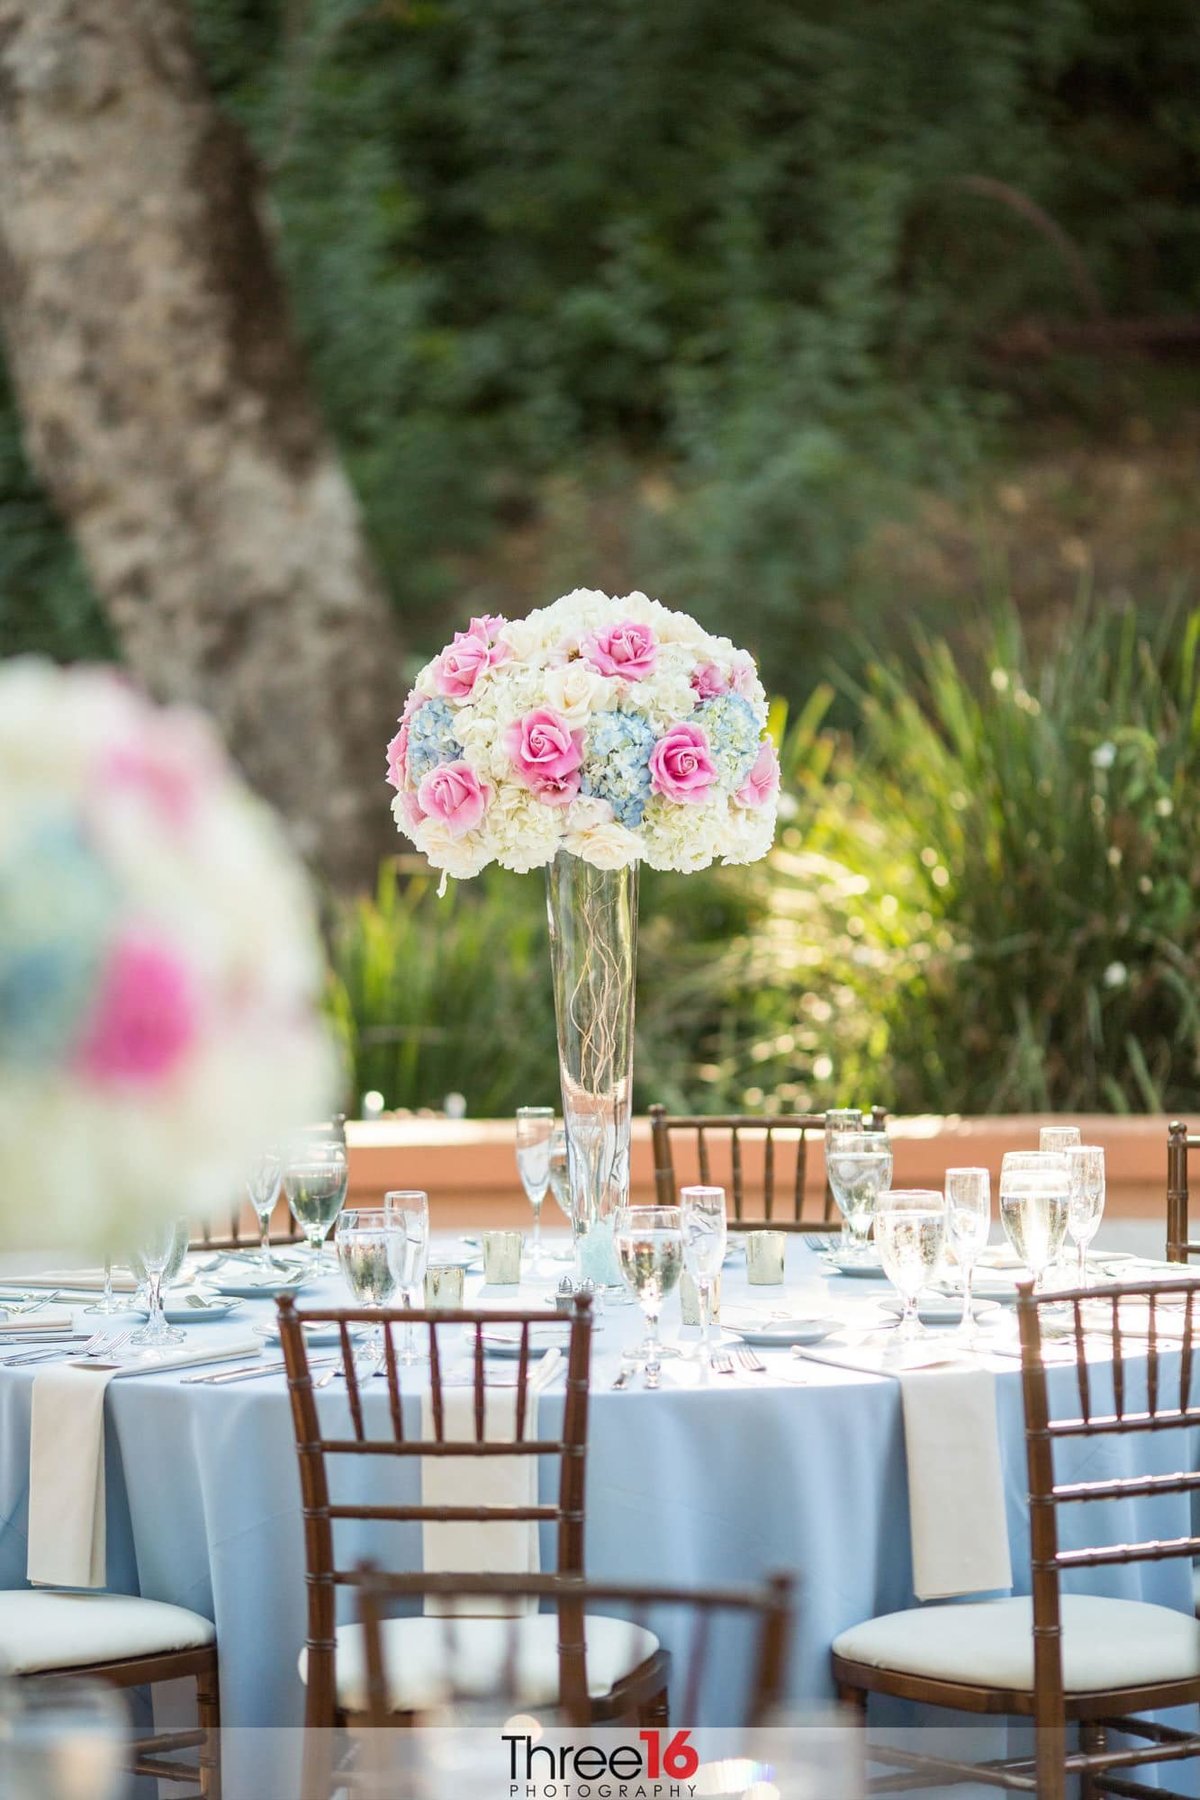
0;0;403;889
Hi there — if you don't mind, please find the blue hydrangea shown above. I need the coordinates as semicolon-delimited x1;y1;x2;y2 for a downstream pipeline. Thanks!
581;709;656;828
697;693;760;789
407;699;461;782
0;820;115;1067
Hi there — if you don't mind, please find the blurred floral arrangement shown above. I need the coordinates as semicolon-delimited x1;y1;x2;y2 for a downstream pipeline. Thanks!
386;588;779;881
0;660;336;1249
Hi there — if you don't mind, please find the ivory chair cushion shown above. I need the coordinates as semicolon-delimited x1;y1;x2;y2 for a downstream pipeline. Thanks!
834;1594;1200;1694
0;1591;215;1674
301;1612;660;1713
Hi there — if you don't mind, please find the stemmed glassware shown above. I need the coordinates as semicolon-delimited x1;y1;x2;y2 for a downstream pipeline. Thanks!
1000;1151;1070;1293
547;1127;571;1224
1039;1125;1082;1155
681;1186;727;1366
615;1205;684;1364
283;1139;348;1275
335;1208;400;1365
945;1167;991;1342
826;1130;892;1260
129;1216;188;1350
84;1256;132;1319
515;1106;554;1274
247;1148;283;1272
386;1189;430;1366
875;1189;946;1342
1065;1145;1106;1288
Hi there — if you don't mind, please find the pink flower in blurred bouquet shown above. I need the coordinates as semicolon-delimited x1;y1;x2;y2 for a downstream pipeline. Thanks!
385;692;423;790
433;624;511;699
416;760;490;836
730;654;758;699
504;707;584;804
690;662;728;700
75;933;198;1085
581;619;658;682
649;722;717;803
736;740;780;809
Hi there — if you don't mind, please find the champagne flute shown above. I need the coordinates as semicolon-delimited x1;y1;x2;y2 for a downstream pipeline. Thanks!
547;1127;571;1223
284;1140;348;1275
247;1147;283;1271
386;1189;429;1366
876;1189;946;1342
826;1130;892;1259
1065;1145;1105;1288
945;1167;990;1342
515;1106;554;1274
681;1186;727;1365
615;1205;684;1364
1000;1151;1070;1293
129;1216;185;1349
336;1208;399;1364
1039;1125;1082;1155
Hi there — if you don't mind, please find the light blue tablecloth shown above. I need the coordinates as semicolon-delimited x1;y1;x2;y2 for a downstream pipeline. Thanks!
0;1237;1194;1795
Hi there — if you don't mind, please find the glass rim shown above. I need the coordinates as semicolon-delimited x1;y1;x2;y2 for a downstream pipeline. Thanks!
1065;1143;1105;1156
829;1130;890;1148
1002;1149;1069;1166
516;1105;555;1117
879;1188;943;1205
383;1189;429;1201
680;1185;726;1201
616;1204;682;1224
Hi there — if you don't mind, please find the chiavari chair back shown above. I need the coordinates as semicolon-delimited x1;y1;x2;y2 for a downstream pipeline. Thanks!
277;1293;595;1731
1166;1119;1200;1262
351;1567;795;1730
649;1104;886;1230
833;1273;1200;1800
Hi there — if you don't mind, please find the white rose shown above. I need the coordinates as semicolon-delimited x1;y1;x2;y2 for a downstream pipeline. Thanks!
563;798;642;871
543;661;614;726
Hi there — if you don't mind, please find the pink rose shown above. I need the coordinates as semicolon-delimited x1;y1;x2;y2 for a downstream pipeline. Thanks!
690;662;728;700
736;740;780;809
416;760;490;837
581;619;658;682
730;654;758;699
503;707;583;805
649;722;717;803
385;691;424;788
433;627;511;700
394;789;425;836
75;933;198;1086
469;613;507;641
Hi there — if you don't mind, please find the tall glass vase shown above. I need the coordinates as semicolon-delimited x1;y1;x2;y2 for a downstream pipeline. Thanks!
545;849;638;1290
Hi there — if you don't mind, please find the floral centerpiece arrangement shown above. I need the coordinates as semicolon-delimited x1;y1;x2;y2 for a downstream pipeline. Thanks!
387;589;777;1286
0;659;336;1250
386;588;779;882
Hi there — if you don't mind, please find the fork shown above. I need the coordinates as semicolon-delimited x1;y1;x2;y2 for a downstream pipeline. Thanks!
2;1327;132;1368
709;1349;736;1376
735;1345;768;1374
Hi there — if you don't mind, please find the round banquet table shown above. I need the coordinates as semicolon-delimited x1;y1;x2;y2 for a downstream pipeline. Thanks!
0;1233;1195;1796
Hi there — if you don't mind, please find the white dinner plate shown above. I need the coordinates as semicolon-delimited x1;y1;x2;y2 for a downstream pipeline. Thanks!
476;1323;573;1358
822;1252;887;1279
727;1316;840;1348
883;1295;1002;1328
213;1275;311;1300
162;1296;242;1324
255;1320;364;1349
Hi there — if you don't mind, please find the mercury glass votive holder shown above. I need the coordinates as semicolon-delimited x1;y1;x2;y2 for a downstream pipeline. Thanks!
746;1230;786;1285
482;1230;523;1286
424;1265;465;1309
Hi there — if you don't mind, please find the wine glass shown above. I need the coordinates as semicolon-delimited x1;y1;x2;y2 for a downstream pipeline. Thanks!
385;1189;429;1366
547;1127;571;1223
945;1167;991;1342
681;1186;727;1365
826;1130;892;1259
615;1205;684;1364
1065;1145;1106;1288
247;1147;283;1271
129;1216;187;1349
1000;1151;1070;1293
84;1255;132;1318
515;1107;554;1274
128;1216;189;1344
284;1140;348;1275
335;1208;400;1365
875;1189;946;1342
1039;1125;1082;1155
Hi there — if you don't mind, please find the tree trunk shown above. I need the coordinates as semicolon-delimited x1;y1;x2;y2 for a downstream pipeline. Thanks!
0;0;403;889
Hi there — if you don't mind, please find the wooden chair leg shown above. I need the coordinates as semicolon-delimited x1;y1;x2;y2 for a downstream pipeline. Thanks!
196;1661;221;1800
835;1679;868;1722
1079;1722;1107;1800
637;1686;669;1728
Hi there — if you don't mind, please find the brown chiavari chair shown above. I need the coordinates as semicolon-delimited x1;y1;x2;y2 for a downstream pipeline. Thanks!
832;1274;1200;1800
350;1566;794;1731
1167;1120;1200;1263
190;1116;346;1250
649;1104;887;1230
278;1292;672;1783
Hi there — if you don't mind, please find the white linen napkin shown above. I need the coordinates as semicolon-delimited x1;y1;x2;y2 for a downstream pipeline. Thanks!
0;1309;76;1335
420;1349;561;1617
18;1270;138;1293
26;1334;262;1589
900;1366;1013;1602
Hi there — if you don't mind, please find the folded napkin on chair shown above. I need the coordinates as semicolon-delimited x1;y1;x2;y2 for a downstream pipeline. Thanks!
900;1366;1013;1602
420;1349;562;1617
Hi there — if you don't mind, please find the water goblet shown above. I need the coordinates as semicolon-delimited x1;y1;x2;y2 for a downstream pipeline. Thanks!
335;1207;399;1365
615;1205;684;1364
680;1186;727;1365
385;1189;429;1366
826;1129;892;1260
129;1216;187;1349
945;1167;990;1342
1065;1145;1105;1288
247;1147;283;1271
876;1189;946;1343
128;1215;189;1343
284;1139;348;1275
1000;1151;1070;1293
515;1106;554;1274
1039;1125;1082;1155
